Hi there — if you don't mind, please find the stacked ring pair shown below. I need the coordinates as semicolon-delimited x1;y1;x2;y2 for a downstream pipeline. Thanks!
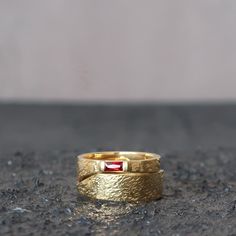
77;151;164;202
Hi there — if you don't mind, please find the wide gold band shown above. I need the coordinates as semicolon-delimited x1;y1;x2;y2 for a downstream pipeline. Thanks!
77;151;164;202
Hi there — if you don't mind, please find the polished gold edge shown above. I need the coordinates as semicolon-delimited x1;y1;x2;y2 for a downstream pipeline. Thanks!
78;151;161;161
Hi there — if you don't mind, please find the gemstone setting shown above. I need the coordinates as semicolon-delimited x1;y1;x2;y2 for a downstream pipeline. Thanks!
101;161;128;172
105;162;123;171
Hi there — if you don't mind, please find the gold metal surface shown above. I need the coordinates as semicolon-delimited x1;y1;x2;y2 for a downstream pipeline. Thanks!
77;151;160;182
77;151;164;202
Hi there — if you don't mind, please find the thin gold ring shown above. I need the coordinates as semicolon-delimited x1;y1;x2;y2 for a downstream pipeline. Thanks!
77;151;160;182
77;151;164;202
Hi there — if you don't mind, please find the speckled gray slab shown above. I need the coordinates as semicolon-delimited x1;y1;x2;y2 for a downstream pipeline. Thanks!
0;104;236;236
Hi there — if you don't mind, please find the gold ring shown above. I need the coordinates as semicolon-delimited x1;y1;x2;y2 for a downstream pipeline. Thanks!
76;151;164;202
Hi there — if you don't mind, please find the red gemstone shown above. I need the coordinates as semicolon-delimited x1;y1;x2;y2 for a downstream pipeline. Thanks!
104;161;123;172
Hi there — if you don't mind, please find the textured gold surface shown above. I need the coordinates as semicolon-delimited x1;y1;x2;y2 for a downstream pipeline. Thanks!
77;151;164;202
77;151;160;182
77;158;100;182
77;171;164;202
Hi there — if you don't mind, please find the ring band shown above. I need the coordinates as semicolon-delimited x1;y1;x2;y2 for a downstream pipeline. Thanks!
77;151;164;202
77;151;160;182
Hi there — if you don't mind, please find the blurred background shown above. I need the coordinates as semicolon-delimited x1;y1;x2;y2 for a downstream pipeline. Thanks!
1;0;236;103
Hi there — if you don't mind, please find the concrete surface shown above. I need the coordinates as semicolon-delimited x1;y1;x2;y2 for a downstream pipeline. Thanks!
0;104;236;236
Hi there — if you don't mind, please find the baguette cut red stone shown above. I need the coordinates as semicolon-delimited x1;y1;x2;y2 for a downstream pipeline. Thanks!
104;161;123;172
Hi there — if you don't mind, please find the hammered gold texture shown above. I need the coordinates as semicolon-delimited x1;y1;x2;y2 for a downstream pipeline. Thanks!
77;171;164;202
128;159;160;173
77;158;100;182
127;158;160;172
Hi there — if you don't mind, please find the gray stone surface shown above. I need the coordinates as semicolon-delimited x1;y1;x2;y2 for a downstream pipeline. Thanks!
0;104;236;236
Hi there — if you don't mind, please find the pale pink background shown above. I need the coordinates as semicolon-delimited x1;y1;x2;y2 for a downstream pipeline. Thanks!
0;0;236;103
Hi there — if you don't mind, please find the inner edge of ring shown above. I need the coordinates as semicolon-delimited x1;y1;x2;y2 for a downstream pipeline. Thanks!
79;151;160;162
